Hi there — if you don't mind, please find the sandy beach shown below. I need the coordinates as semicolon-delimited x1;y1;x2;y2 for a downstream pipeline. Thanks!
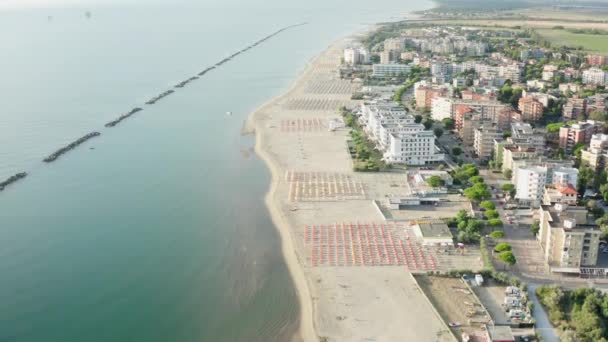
246;36;460;341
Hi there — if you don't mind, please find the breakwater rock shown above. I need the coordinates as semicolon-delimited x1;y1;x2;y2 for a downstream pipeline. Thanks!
0;172;27;191
145;90;175;105
43;132;101;163
105;107;143;127
174;76;199;88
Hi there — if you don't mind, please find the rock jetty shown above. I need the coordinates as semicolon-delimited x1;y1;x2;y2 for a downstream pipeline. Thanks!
43;132;101;163
198;66;215;76
174;76;199;88
0;172;27;191
105;107;143;127
145;90;175;105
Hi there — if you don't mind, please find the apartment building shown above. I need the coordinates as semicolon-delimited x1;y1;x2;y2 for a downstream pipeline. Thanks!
581;134;608;170
558;120;603;152
586;94;607;115
359;102;443;165
372;64;412;78
582;68;608;85
384;130;445;165
515;166;547;207
586;54;607;66
380;50;400;64
510;122;546;152
343;47;370;65
543;184;578;206
415;85;449;109
518;96;544;121
430;96;453;121
474;126;503;160
538;204;600;272
562;97;587;121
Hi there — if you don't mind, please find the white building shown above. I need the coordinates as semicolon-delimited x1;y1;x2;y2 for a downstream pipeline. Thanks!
431;97;453;121
582;68;608;85
515;166;547;207
343;47;369;65
372;64;412;78
385;130;444;165
551;167;579;187
499;64;523;83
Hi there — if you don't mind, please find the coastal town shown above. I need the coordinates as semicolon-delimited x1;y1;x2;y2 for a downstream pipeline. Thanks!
249;10;608;342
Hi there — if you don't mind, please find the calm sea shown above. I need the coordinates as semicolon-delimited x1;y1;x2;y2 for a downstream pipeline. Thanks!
0;1;431;341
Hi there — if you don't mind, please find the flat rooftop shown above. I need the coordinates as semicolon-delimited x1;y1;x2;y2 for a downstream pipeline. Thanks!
417;221;453;239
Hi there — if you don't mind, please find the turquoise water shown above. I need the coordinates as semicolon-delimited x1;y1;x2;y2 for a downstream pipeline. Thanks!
0;1;432;341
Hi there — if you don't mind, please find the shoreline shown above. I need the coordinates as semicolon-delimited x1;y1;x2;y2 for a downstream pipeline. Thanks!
247;42;326;342
247;10;445;342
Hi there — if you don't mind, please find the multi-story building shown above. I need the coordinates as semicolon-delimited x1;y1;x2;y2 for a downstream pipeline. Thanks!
543;184;578;206
384;130;445;165
518;96;544;122
586;54;607;66
498;64;523;83
473;126;503;160
520;48;545;61
541;65;558;81
343;47;370;65
515;166;547;207
582;68;608;85
372;64;412;78
501;146;539;173
380;50;400;64
558;83;582;94
551;166;579;187
359;102;444;165
453;100;511;131
510;122;546;152
559;120;603;152
586;94;607;115
562;97;587;121
430;96;453;121
415;85;449;109
538;204;600;272
581;134;608;170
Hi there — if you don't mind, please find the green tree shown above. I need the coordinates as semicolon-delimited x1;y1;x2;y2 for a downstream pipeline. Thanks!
501;183;516;196
442;118;455;130
485;209;499;219
426;175;445;187
423;118;434;130
455;209;469;223
487;218;504;227
468;176;484;184
495;243;512;252
503;169;512;180
531;220;540;236
414;115;422;123
497;251;516;266
489;230;505;239
433;127;444;138
589;109;608;122
452;147;462;156
480;200;496;210
464;183;491;201
546;122;564;133
466;220;484;233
